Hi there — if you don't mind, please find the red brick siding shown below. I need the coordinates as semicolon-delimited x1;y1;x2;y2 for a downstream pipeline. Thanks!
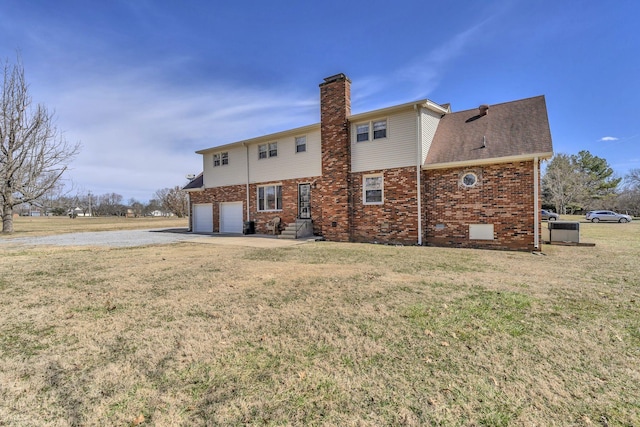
423;161;539;251
319;76;351;242
351;167;419;245
190;176;321;234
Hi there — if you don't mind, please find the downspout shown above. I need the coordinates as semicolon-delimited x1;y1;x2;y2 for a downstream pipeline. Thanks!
533;157;540;250
415;105;423;245
244;143;250;221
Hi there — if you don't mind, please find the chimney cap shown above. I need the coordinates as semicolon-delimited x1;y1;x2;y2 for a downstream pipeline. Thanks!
322;73;350;85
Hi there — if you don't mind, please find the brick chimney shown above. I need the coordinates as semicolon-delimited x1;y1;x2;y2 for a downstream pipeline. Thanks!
319;73;352;242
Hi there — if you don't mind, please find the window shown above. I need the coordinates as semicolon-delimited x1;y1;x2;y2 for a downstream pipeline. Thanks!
373;120;387;139
295;136;306;153
460;171;480;188
214;152;229;167
356;124;369;142
258;144;267;159
259;142;277;159
356;119;387;142
269;142;278;157
258;185;282;211
363;174;383;204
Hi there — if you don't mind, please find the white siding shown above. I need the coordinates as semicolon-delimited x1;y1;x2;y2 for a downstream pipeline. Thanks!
203;145;247;188
421;108;441;164
247;130;322;183
351;109;418;173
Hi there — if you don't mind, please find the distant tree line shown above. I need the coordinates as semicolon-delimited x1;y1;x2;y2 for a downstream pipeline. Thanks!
542;150;639;216
24;185;189;218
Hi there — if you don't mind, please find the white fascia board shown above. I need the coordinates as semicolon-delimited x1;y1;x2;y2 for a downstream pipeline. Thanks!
422;152;554;170
196;123;320;154
349;99;448;122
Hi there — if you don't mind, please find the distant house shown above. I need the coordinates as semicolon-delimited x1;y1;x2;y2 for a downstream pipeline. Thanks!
184;74;553;251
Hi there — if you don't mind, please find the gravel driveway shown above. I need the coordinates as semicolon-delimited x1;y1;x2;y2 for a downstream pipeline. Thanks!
0;228;198;248
0;228;310;248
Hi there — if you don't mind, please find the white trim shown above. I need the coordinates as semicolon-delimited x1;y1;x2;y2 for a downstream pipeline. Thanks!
422;152;554;170
534;157;539;250
363;173;384;205
257;183;283;212
415;105;422;245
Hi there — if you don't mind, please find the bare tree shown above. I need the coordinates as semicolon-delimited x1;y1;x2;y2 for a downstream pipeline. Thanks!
154;186;188;217
0;55;80;233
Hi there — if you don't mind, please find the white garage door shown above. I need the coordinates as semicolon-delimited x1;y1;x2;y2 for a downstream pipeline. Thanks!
220;202;243;233
193;204;213;233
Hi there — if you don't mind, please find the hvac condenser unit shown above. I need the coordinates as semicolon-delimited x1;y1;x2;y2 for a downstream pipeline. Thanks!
546;221;580;243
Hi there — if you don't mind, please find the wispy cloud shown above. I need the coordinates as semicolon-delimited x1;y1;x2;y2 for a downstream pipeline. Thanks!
599;136;619;142
43;68;317;201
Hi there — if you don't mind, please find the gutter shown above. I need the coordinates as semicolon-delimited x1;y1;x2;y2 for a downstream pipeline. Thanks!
243;143;250;222
415;105;423;245
533;156;540;250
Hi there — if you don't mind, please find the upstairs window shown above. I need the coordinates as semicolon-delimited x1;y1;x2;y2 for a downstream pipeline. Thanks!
295;136;306;153
356;124;369;142
356;119;387;142
213;152;229;167
269;142;278;157
258;144;267;159
373;120;387;139
363;174;384;205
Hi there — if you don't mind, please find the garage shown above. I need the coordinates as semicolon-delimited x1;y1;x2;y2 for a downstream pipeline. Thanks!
192;204;213;233
220;201;243;233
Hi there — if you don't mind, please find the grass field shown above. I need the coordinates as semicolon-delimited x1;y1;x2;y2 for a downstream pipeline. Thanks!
0;216;638;426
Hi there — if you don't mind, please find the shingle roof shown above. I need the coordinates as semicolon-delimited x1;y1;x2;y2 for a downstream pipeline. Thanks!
183;173;203;190
425;95;553;167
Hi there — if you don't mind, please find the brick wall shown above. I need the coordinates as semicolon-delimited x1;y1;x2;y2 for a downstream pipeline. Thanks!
423;161;539;251
189;176;321;234
351;167;419;245
319;74;351;242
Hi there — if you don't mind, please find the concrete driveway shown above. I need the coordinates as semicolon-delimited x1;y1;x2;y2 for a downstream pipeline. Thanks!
0;228;313;249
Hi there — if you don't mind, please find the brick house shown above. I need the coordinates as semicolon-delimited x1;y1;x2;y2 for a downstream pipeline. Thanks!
185;73;553;251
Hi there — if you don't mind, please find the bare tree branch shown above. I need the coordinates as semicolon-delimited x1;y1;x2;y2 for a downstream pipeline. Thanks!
1;54;80;233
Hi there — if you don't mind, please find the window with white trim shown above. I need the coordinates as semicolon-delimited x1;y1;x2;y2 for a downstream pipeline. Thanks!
269;142;278;157
295;136;306;153
258;144;267;159
363;174;384;205
213;152;229;167
373;120;387;139
356;124;369;142
258;142;277;159
355;119;387;142
258;184;282;211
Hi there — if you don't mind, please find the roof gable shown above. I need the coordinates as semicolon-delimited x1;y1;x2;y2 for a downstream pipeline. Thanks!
425;96;553;167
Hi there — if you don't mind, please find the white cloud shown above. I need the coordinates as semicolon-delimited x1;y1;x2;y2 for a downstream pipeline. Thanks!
39;69;318;201
599;136;619;142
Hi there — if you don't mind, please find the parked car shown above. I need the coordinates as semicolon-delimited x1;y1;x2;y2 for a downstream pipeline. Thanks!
541;209;559;221
585;210;632;223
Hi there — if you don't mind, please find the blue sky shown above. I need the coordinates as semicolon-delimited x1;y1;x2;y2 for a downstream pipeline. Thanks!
1;0;638;202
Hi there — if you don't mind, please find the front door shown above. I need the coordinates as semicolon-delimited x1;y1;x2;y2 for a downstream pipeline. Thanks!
298;184;311;219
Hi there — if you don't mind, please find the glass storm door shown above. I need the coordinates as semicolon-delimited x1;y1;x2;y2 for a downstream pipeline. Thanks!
298;184;311;219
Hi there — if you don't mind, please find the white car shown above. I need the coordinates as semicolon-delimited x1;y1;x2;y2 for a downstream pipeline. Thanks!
585;210;632;223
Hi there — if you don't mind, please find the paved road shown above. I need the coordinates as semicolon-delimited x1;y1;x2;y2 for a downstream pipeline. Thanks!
0;228;310;248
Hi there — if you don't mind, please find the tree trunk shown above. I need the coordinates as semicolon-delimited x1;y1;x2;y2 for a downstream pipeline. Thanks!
2;205;14;233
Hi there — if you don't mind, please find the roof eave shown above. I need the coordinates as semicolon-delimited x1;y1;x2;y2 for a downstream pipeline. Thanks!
423;152;554;170
349;99;449;121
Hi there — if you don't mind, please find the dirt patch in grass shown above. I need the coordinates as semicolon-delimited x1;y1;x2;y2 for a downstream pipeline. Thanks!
0;219;638;425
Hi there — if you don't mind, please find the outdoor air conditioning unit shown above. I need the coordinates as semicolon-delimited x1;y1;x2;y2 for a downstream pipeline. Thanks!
544;221;580;243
